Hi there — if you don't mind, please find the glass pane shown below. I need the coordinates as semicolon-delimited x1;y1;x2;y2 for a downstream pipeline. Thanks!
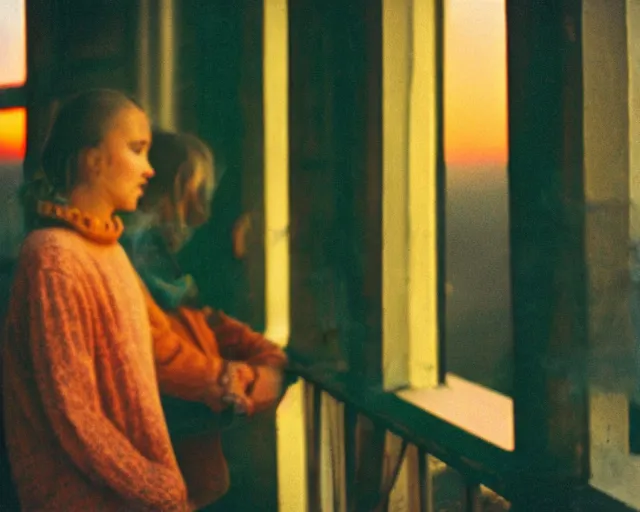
0;0;27;88
444;0;512;395
0;107;26;261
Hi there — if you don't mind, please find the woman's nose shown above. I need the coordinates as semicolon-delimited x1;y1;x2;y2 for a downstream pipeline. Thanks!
144;165;155;179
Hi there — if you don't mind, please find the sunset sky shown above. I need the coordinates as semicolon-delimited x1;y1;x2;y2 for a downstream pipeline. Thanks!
0;108;26;161
0;0;507;167
0;0;26;162
0;0;26;89
444;0;508;167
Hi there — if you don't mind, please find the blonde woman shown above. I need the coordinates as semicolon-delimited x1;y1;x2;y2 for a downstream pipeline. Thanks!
122;130;287;509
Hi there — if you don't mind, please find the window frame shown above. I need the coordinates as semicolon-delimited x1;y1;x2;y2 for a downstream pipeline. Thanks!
287;0;635;508
380;0;516;453
387;0;636;509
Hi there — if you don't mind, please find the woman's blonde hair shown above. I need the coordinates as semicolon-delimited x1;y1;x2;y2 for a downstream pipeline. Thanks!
138;130;216;251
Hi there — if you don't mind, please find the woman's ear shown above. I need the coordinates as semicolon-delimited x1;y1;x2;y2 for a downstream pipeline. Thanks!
77;147;104;182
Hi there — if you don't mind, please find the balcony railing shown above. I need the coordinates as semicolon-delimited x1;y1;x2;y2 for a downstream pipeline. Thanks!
288;353;636;512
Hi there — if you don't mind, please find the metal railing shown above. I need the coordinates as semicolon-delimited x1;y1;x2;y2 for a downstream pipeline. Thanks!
289;356;636;512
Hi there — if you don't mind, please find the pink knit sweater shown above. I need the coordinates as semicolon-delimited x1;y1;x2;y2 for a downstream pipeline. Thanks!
2;207;189;511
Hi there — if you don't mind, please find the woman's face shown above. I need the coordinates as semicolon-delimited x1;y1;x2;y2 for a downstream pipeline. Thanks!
90;106;154;212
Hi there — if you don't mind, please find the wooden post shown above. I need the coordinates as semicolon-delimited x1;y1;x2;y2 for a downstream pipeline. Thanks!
288;1;386;510
288;0;340;363
507;0;589;505
353;0;383;383
583;1;640;508
23;0;57;182
288;0;383;381
240;0;267;332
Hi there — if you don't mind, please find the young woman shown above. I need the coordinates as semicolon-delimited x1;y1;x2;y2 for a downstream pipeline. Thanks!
1;89;190;511
122;130;288;509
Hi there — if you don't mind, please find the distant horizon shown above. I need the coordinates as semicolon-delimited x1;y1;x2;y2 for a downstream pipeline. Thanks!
446;162;509;190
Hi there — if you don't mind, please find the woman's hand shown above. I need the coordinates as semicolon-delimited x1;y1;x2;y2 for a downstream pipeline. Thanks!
249;366;284;413
218;363;284;416
220;362;257;415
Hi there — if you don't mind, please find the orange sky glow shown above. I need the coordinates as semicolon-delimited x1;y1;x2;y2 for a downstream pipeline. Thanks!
0;108;26;161
0;0;26;163
444;0;508;167
0;0;507;169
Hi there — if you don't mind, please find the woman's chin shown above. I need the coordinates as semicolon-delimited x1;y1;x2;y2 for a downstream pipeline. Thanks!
117;200;140;213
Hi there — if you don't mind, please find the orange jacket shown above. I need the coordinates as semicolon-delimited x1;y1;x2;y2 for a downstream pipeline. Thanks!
144;289;287;508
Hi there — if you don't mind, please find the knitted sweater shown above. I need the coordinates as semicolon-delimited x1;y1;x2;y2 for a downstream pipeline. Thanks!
1;203;189;511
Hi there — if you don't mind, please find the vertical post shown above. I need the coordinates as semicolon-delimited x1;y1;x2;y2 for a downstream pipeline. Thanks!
242;0;267;332
408;0;440;390
157;0;175;129
359;0;384;383
465;485;483;512
136;0;150;113
24;0;56;182
630;0;640;245
381;0;442;391
434;0;447;385
333;0;383;383
352;417;386;511
287;0;339;363
381;0;411;390
264;1;308;511
418;450;434;512
287;1;385;507
343;406;358;511
287;0;383;382
507;0;589;505
264;0;290;346
629;0;640;459
304;383;322;511
584;1;639;507
275;377;307;512
325;396;347;512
